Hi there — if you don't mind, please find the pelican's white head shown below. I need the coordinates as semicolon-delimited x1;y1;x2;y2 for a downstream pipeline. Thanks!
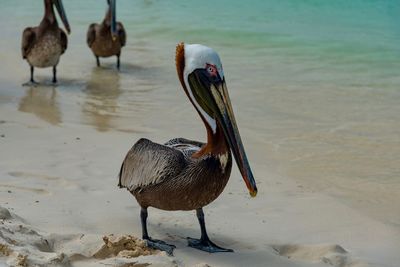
183;44;225;81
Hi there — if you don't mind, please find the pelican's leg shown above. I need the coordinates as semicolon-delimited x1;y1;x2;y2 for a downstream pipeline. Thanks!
31;66;35;83
116;53;120;70
23;66;38;86
96;56;100;67
52;66;57;84
187;208;233;253
140;207;176;256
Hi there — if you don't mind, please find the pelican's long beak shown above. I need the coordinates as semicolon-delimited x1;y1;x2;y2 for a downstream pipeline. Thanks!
54;0;70;34
188;70;258;197
109;0;117;41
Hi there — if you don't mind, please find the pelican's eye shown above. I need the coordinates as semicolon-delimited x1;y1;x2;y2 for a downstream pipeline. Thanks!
205;63;221;84
206;64;218;76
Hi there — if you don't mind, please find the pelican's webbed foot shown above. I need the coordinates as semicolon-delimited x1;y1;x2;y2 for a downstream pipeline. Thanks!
187;237;233;253
22;80;39;87
144;237;176;256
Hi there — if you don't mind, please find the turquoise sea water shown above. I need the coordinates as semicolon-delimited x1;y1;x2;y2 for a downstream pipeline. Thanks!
0;1;399;225
2;0;400;89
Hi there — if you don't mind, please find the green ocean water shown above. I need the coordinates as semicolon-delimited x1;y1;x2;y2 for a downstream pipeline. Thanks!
0;0;399;225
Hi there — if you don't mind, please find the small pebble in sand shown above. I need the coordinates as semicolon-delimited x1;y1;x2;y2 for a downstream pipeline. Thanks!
0;244;12;256
0;206;12;220
76;137;80;140
0;134;5;138
7;190;12;193
16;254;28;267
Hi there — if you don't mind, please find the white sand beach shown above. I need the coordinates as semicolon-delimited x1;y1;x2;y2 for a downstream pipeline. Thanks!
1;103;400;266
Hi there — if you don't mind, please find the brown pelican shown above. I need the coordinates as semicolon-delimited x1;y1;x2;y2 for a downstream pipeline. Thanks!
87;0;126;70
118;43;258;255
21;0;70;85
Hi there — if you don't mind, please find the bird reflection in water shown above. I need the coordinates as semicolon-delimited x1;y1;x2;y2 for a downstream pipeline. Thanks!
82;68;121;131
18;85;62;125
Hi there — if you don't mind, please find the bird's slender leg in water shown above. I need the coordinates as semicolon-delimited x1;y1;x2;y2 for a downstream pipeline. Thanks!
23;66;38;86
96;56;100;67
187;208;234;253
140;207;176;255
116;53;120;70
52;66;57;84
31;66;35;83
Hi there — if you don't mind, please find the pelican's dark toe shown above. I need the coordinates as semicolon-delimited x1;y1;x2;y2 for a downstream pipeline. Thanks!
187;237;233;253
144;238;176;256
22;81;39;87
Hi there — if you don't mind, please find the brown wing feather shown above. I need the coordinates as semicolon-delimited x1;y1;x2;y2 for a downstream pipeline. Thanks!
118;138;186;192
86;23;97;48
165;138;204;148
21;27;36;59
60;29;68;54
117;22;126;47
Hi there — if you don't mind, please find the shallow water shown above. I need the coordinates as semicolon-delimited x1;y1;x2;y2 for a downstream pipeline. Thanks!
0;0;399;226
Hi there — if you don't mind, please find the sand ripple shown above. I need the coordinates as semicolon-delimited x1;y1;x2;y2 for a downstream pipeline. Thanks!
273;243;368;267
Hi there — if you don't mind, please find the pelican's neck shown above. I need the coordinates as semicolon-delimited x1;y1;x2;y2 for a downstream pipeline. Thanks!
43;0;56;24
193;119;230;158
103;5;112;26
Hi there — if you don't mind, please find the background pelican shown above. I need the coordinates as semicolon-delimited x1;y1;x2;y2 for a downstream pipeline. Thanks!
118;43;257;255
87;0;126;70
21;0;70;85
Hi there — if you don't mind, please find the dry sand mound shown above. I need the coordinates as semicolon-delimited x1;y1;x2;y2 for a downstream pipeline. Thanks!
93;234;157;259
0;205;176;267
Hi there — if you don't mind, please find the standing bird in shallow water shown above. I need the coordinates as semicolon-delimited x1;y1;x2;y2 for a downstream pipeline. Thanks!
87;0;126;70
118;43;258;255
21;0;70;85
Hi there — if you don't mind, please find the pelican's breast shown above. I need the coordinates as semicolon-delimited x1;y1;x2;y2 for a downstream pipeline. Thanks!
27;33;62;68
90;29;122;57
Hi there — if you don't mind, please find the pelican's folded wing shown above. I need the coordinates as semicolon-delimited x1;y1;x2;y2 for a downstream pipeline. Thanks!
60;29;68;54
118;138;186;192
117;22;126;47
86;23;97;48
164;138;204;148
22;27;36;59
